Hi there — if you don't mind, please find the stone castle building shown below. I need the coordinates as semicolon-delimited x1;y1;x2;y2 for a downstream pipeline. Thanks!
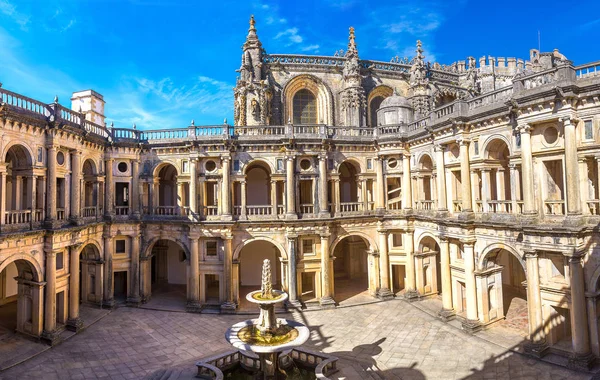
1;15;600;369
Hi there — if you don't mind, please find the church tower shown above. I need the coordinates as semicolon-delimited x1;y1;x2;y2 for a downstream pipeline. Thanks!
234;15;272;126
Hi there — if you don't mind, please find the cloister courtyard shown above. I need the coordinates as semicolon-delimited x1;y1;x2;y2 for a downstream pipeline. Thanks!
0;297;589;379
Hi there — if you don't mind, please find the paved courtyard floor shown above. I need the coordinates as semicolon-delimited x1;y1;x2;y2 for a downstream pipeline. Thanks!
0;299;592;380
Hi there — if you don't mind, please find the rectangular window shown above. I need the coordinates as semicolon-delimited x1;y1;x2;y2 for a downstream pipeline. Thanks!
115;240;126;254
367;159;373;170
182;160;189;173
56;252;64;270
585;120;594;140
37;147;43;163
276;159;284;171
392;233;403;247
233;159;240;172
206;241;218;257
302;239;314;255
473;140;479;155
328;159;334;171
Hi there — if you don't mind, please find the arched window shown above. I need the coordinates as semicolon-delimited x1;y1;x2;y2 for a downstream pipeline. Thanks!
293;89;317;124
369;96;384;127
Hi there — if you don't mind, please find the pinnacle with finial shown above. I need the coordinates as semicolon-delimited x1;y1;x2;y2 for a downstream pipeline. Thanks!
416;40;424;60
347;26;357;53
191;119;195;126
133;123;136;129
110;121;114;129
54;95;58;103
223;118;228;124
249;15;256;31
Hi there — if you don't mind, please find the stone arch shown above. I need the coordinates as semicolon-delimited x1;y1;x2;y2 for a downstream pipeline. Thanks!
481;135;512;160
82;158;98;176
367;85;393;127
335;158;362;174
0;253;43;282
417;153;434;170
233;236;287;261
142;236;190;262
243;158;273;175
152;160;180;178
76;240;103;258
330;231;378;255
283;74;334;125
415;232;440;251
477;243;525;272
2;141;34;167
432;87;460;108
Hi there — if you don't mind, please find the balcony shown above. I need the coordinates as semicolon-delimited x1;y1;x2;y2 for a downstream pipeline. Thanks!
544;200;565;216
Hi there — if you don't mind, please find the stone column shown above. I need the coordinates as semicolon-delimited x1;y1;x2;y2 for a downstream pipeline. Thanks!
458;139;473;212
509;163;519;213
377;229;393;299
270;180;277;215
361;178;368;212
318;154;329;216
127;233;141;306
404;229;418;299
438;236;455;320
221;157;232;218
46;146;57;222
568;255;593;369
319;234;335;307
285;156;296;218
70;151;82;222
461;239;480;332
402;154;412;210
240;180;247;219
481;169;491;212
67;245;83;331
14;175;21;210
435;145;447;211
375;157;385;212
496;168;506;201
189;159;197;218
563;117;582;215
187;236;201;312
29;175;38;227
221;235;236;312
132;160;140;217
104;158;114;218
523;249;547;357
140;257;152;303
103;233;114;308
0;172;6;229
176;181;184;214
333;179;341;213
519;125;536;214
42;249;60;345
287;234;300;307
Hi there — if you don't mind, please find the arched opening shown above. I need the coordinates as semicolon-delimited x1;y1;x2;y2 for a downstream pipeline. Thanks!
3;144;38;226
434;92;457;108
479;139;512;213
238;240;283;310
416;236;441;296
157;164;178;215
339;161;366;213
292;89;317;125
236;162;273;216
0;258;42;338
82;159;100;218
367;85;393;127
79;244;102;305
149;239;188;308
482;248;528;336
369;96;384;127
416;155;434;210
333;235;371;303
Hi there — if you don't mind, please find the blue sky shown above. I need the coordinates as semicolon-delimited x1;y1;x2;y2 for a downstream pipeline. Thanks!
1;0;599;129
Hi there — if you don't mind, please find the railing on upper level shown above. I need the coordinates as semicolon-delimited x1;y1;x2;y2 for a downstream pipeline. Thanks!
0;88;50;117
576;61;600;79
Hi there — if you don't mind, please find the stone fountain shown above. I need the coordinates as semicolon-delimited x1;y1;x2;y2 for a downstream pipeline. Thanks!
225;259;310;379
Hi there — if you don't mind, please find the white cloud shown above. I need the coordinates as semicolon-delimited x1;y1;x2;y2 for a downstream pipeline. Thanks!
300;44;320;53
275;28;303;45
0;0;30;30
107;75;234;128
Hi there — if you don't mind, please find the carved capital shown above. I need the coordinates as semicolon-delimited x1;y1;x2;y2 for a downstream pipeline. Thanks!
517;124;532;134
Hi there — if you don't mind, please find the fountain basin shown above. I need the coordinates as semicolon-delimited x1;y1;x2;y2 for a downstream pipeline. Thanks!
246;289;288;305
226;318;310;354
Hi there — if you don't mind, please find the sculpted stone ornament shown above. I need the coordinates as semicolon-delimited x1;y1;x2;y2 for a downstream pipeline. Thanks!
410;40;428;88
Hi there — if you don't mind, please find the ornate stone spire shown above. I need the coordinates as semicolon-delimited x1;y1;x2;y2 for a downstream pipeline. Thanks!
244;14;261;49
410;40;428;87
346;26;358;58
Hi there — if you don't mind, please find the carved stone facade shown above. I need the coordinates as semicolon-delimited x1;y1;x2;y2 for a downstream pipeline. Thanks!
1;16;600;370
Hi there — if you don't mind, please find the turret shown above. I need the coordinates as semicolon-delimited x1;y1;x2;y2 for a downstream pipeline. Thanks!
71;90;106;126
234;15;272;127
340;27;366;127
